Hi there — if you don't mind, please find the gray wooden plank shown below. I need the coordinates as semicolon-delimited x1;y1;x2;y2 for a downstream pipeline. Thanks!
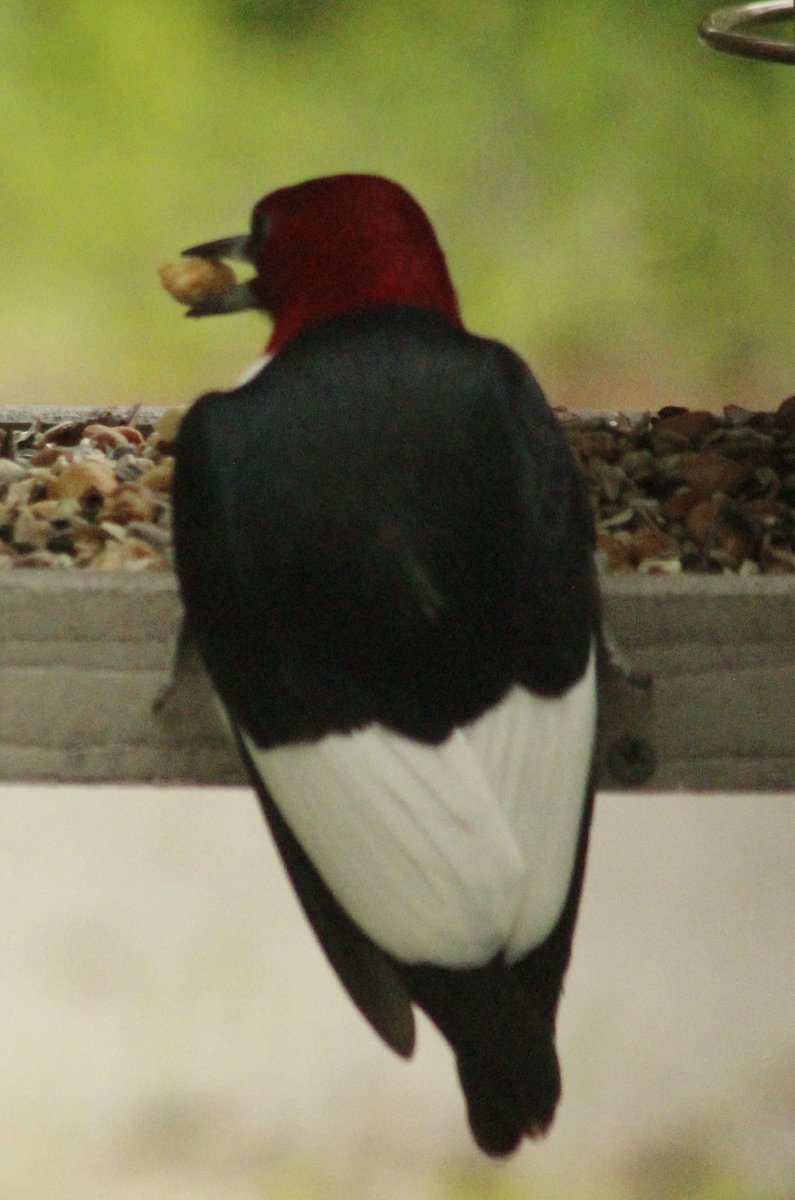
0;742;243;785
649;757;795;791
0;571;793;790
0;572;180;641
603;573;795;646
0;641;170;669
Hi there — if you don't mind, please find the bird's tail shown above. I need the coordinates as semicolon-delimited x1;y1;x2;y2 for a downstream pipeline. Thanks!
404;960;561;1156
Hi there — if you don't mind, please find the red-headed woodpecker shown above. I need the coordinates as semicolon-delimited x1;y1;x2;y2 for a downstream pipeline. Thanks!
171;174;600;1156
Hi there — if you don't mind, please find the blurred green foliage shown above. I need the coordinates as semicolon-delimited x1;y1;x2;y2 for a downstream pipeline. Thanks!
1;0;794;409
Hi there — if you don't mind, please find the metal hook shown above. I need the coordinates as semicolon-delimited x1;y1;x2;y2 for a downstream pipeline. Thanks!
699;1;795;62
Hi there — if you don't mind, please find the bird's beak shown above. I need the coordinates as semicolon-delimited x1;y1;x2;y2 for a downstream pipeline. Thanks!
181;234;256;317
183;234;251;262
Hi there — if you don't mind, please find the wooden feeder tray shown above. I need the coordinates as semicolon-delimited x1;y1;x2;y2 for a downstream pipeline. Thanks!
1;408;793;791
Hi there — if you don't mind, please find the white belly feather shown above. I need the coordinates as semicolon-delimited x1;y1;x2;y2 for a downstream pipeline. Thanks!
242;647;596;968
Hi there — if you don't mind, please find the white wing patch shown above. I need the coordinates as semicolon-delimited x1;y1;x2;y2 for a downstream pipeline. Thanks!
242;648;595;968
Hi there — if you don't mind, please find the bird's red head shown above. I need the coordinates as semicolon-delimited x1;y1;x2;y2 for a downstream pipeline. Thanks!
182;174;462;354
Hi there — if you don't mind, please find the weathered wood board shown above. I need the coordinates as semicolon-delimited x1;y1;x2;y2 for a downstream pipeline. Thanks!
0;570;792;790
604;573;795;789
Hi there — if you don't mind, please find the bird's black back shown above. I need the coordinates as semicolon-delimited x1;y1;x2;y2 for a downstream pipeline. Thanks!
173;306;598;748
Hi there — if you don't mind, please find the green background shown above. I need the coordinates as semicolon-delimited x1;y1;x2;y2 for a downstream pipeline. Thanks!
2;1;794;410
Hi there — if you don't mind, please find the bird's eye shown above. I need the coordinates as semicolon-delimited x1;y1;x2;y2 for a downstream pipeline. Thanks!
250;207;270;246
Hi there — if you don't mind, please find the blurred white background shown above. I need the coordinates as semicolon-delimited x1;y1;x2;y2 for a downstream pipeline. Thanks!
0;786;793;1199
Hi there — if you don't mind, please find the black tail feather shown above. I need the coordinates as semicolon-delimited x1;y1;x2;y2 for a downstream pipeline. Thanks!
404;959;561;1157
456;1030;560;1155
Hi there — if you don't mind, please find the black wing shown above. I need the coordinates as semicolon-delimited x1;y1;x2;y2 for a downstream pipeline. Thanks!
173;306;598;748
